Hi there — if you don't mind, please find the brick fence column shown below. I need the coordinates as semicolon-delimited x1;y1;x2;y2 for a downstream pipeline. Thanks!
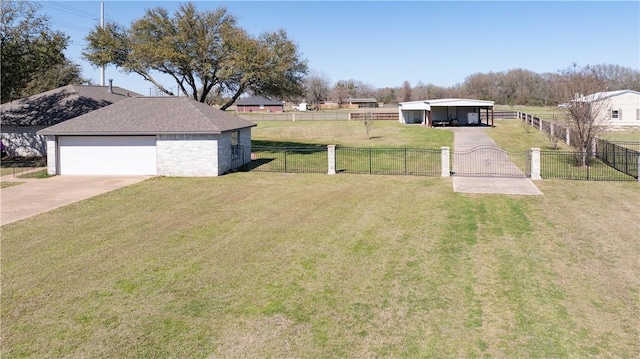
531;147;541;180
327;145;336;175
441;146;450;177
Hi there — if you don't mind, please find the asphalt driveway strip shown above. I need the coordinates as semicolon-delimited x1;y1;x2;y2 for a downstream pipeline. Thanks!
1;175;150;226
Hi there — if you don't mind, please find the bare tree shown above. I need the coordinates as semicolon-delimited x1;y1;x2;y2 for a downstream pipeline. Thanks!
401;80;412;102
333;80;358;106
374;87;397;104
557;64;611;166
361;112;374;139
547;113;560;150
304;72;330;105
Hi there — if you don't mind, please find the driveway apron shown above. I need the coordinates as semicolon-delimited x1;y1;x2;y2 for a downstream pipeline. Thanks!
1;175;149;226
450;127;543;195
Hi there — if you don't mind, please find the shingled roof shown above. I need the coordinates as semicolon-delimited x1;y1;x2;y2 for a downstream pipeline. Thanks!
38;96;256;136
236;96;283;106
1;84;141;126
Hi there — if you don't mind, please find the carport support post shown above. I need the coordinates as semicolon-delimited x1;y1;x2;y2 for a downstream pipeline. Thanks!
531;148;541;180
327;145;336;175
441;147;450;177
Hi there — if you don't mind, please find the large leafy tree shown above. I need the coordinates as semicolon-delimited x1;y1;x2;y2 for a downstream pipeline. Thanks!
1;0;84;103
83;3;307;109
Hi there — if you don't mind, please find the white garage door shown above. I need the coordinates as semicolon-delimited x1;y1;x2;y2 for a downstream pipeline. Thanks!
59;136;157;175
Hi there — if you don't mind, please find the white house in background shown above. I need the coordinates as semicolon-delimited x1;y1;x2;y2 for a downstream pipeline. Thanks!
1;83;141;157
38;96;256;177
398;98;495;127
573;90;640;127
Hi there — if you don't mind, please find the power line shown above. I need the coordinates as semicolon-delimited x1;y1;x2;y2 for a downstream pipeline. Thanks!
41;1;98;20
50;19;94;33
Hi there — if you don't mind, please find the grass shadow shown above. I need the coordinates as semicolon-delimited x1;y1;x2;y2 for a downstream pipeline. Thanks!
252;140;327;151
238;158;275;171
1;157;47;168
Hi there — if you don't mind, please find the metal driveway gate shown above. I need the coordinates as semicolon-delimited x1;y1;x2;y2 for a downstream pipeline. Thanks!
452;146;530;178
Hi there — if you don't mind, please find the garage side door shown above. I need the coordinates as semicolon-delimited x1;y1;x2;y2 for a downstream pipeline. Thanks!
59;136;157;175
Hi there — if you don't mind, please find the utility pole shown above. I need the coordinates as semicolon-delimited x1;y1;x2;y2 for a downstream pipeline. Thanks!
100;2;105;86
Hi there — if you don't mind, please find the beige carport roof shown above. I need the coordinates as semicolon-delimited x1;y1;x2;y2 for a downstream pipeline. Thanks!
399;98;494;110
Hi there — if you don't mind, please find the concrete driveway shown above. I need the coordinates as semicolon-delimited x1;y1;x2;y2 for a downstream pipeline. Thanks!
448;127;543;196
1;175;150;226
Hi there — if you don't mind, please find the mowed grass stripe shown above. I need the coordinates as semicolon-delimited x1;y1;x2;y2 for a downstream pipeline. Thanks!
2;174;638;358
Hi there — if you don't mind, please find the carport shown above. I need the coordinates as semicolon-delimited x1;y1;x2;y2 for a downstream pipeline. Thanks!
398;98;495;127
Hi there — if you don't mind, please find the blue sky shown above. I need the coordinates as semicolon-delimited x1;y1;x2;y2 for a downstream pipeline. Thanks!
39;1;640;96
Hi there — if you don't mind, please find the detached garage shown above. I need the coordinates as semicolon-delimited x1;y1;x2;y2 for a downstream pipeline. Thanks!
38;97;256;177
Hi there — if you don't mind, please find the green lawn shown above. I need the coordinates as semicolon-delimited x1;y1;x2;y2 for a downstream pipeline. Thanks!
488;119;572;152
252;120;453;149
2;120;638;357
0;181;24;189
0;167;16;176
1;174;638;358
601;131;640;142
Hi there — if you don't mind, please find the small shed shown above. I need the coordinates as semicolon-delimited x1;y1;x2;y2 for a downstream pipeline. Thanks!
236;96;284;112
398;98;495;127
38;97;256;177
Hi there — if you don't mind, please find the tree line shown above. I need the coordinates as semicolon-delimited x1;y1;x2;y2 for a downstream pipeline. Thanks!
303;65;640;107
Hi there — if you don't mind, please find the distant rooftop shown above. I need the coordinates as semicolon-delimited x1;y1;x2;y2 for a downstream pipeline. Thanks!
1;84;142;126
236;96;283;106
38;96;256;136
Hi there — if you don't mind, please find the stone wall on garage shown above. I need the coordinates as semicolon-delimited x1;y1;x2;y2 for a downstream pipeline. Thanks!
217;132;232;175
156;134;219;177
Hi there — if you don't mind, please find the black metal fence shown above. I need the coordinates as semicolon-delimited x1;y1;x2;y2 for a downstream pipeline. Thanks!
596;139;639;179
606;140;640;152
238;144;638;182
540;151;637;181
243;146;328;173
336;147;441;176
241;146;441;176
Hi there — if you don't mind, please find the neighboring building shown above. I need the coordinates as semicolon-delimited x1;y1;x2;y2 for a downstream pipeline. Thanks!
235;96;284;112
398;98;495;127
38;97;256;177
319;101;339;110
1;83;140;157
573;90;640;127
347;98;378;108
